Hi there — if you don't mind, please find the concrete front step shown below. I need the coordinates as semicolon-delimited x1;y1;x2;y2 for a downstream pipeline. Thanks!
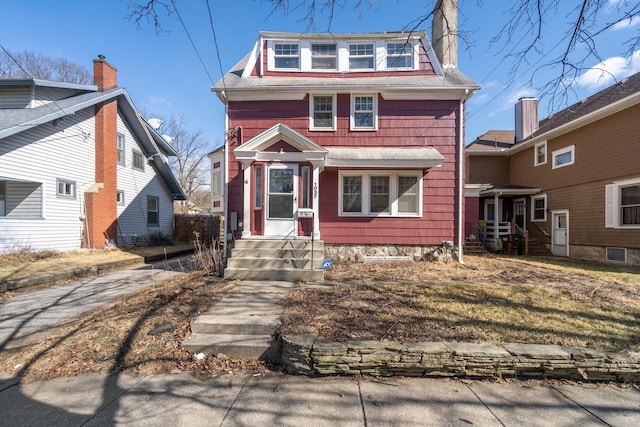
230;248;324;260
224;267;324;281
233;239;323;250
226;257;321;270
191;314;282;335
182;333;280;360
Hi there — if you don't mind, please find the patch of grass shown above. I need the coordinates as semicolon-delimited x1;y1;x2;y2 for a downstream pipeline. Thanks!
282;256;640;352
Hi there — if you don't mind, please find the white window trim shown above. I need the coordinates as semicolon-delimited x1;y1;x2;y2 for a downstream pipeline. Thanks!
132;150;145;172
254;164;263;210
56;178;76;199
117;190;125;206
268;40;301;71
350;94;378;131
147;195;159;227
310;42;338;71
552;144;575;169
534;141;547;167
338;170;423;217
606;247;627;263
385;41;416;70
606;177;640;229
531;193;547;222
117;133;126;166
347;42;376;71
309;94;337;131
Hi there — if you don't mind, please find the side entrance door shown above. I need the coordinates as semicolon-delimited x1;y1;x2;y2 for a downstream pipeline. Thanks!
551;210;569;257
514;198;526;230
264;164;297;237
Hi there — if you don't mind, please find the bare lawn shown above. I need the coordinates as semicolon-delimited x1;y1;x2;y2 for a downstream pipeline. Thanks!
282;256;640;352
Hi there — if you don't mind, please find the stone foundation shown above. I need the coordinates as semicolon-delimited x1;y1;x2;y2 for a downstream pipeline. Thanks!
324;244;458;263
570;245;640;266
282;334;640;381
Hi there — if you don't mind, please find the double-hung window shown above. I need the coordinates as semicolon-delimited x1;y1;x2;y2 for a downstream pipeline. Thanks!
531;194;547;221
534;141;546;166
340;171;421;216
605;178;640;228
133;150;145;171
311;43;336;70
147;196;159;226
351;94;377;130
552;145;575;169
274;43;300;69
386;42;413;68
310;95;336;130
117;133;125;166
348;43;374;70
56;178;76;198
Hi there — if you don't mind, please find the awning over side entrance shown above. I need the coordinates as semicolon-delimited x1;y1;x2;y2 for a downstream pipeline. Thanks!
325;147;445;168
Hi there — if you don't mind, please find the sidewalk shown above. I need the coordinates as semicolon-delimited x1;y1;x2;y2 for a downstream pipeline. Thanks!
1;371;638;426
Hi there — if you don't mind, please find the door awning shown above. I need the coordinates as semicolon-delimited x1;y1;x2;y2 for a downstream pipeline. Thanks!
325;147;445;168
480;186;541;197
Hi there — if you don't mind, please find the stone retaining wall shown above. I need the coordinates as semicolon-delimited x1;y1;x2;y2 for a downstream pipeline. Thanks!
282;334;640;381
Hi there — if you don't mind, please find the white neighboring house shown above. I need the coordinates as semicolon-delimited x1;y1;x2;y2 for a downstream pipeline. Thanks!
0;57;185;253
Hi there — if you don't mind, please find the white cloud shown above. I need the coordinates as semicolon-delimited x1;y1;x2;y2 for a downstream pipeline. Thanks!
574;50;640;89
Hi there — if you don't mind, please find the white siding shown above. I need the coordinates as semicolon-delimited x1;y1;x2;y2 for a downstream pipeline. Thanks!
0;109;96;253
0;87;31;109
115;115;175;246
31;87;84;107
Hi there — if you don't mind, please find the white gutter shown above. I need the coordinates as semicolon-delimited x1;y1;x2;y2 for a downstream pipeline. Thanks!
457;99;464;264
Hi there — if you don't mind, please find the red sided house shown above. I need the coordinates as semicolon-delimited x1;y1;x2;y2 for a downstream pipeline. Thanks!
466;72;640;265
211;17;479;279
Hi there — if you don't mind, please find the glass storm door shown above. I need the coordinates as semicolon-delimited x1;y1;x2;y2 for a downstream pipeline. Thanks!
264;164;297;237
514;199;526;229
552;211;569;257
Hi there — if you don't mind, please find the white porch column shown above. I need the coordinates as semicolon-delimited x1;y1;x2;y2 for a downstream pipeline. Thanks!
493;193;500;242
311;163;321;239
241;161;252;238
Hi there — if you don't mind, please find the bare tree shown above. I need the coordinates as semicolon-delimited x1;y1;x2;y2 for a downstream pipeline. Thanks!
0;49;92;84
157;114;213;214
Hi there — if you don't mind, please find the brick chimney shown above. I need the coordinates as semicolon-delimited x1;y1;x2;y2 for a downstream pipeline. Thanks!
432;0;458;68
515;97;539;142
85;56;118;249
93;55;117;91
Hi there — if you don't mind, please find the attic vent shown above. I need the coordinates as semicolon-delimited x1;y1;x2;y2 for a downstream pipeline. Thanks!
606;247;626;263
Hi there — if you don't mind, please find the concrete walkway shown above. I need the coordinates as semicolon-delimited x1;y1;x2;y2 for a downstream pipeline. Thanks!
0;260;185;350
0;371;638;426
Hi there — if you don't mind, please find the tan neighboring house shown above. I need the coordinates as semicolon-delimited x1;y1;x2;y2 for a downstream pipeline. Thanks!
466;72;640;265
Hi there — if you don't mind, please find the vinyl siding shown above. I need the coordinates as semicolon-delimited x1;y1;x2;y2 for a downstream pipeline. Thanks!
115;115;174;245
0;87;31;109
0;108;96;252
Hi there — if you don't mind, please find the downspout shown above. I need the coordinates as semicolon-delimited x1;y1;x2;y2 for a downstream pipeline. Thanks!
223;101;230;263
457;99;464;264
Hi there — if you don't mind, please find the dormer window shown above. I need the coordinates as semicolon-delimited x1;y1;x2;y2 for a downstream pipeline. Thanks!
311;43;337;70
349;43;374;70
386;42;413;68
274;43;300;69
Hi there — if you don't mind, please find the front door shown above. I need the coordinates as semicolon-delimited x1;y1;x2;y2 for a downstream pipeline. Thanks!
552;210;569;257
264;164;297;237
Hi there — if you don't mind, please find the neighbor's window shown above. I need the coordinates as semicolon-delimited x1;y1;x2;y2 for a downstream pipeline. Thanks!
255;164;263;209
117;133;125;166
351;95;377;130
552;145;575;169
117;190;125;206
531;194;547;221
147;196;159;226
534;141;546;166
621;184;640;225
386;42;413;68
310;95;336;130
133;150;145;171
311;43;337;70
56;178;76;198
340;171;421;216
349;43;374;70
274;43;300;69
0;181;5;216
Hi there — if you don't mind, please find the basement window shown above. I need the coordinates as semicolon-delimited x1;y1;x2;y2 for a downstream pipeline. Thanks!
606;247;627;263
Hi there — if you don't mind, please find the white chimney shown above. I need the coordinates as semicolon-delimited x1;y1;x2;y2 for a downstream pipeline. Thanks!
432;0;458;68
515;97;539;142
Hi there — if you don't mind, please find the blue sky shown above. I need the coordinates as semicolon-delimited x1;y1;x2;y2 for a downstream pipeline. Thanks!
2;0;638;150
